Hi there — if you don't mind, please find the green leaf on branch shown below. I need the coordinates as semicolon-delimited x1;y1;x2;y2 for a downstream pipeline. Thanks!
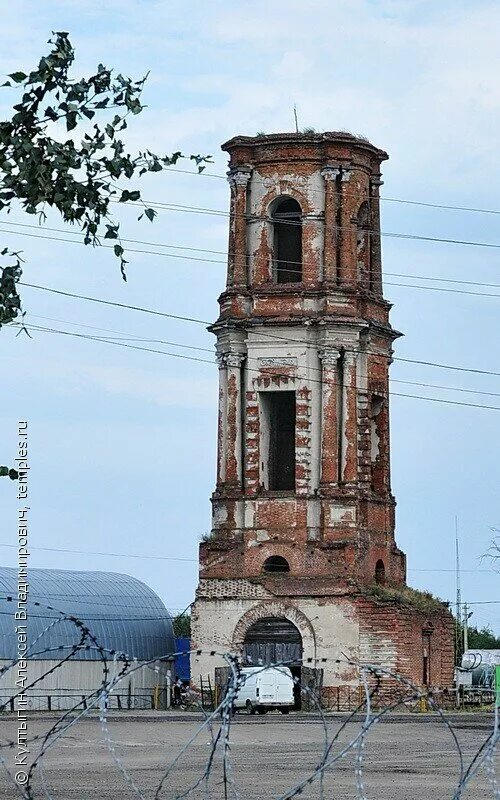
7;72;27;83
104;225;119;239
0;32;212;328
0;466;19;480
45;106;58;121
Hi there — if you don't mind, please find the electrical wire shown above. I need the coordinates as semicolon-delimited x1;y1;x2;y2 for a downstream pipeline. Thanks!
2;219;500;291
5;205;500;269
0;542;196;562
10;320;500;412
18;281;500;379
4;225;500;300
24;313;215;352
0;543;494;574
18;313;500;401
160;165;500;218
111;197;500;252
15;322;214;364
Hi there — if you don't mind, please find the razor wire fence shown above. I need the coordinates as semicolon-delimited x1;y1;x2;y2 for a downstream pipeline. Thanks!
0;598;498;800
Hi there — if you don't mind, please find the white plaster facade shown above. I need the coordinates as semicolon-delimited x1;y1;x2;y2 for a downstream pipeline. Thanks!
191;584;368;688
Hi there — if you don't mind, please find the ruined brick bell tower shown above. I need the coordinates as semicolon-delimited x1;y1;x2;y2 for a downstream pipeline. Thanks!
191;132;454;697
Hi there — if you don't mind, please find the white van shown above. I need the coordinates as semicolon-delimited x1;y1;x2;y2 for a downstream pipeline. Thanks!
232;666;295;715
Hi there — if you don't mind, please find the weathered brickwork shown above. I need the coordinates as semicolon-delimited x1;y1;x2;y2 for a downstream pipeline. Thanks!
191;132;455;697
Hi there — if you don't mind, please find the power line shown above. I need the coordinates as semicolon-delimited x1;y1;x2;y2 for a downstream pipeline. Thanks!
387;379;500;400
18;313;500;402
0;544;494;574
4;225;500;300
24;313;215;352
15;322;214;365
161;165;500;218
407;568;495;574
0;543;196;562
4;224;500;300
3;219;500;291
20;280;209;324
18;281;500;379
11;320;500;412
0;609;186;621
461;601;500;606
6;210;500;273
114;197;500;252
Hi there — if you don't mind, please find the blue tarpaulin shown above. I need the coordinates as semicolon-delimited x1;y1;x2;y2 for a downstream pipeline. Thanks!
175;637;191;681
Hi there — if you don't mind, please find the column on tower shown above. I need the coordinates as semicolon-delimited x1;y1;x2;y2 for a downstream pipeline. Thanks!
215;353;228;487
320;167;340;284
301;211;324;286
318;347;341;487
369;175;383;295
224;351;245;488
342;350;358;484
227;167;252;289
338;168;356;287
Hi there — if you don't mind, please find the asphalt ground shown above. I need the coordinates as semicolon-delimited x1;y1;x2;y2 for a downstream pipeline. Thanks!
0;712;496;799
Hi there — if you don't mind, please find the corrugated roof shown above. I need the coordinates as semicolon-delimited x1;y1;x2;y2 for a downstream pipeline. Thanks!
0;567;175;661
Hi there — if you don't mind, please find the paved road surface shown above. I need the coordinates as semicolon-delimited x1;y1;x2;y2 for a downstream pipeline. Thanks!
0;713;496;799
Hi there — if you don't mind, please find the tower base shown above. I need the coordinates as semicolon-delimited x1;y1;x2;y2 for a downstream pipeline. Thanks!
190;578;454;705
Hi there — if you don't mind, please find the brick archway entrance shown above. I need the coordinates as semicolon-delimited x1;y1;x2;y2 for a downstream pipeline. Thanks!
243;617;302;666
242;616;309;710
232;601;317;662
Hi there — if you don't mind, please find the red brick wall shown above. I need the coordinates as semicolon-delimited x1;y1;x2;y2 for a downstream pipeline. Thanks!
192;133;456;696
355;595;455;688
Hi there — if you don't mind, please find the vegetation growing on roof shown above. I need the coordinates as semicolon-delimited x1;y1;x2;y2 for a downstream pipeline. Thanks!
200;530;217;543
364;583;449;613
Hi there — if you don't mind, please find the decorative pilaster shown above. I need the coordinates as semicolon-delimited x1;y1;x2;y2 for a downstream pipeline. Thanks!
370;175;383;295
224;352;245;488
227;167;252;289
342;351;358;484
321;167;340;284
215;352;228;486
295;385;312;495
339;168;355;287
319;348;341;487
301;213;323;285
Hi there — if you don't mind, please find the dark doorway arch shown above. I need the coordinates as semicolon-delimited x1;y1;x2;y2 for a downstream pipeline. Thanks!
375;559;386;585
262;555;290;573
271;196;302;283
243;617;302;666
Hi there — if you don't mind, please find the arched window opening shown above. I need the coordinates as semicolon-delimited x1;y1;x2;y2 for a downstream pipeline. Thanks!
375;559;386;585
260;391;296;491
356;200;371;285
263;555;290;574
370;394;384;493
271;197;302;283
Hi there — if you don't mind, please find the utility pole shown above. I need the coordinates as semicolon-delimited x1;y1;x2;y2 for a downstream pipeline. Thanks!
463;602;473;654
463;602;469;653
455;517;462;664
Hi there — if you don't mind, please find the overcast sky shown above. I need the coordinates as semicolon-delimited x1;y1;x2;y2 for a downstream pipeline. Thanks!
1;1;499;632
